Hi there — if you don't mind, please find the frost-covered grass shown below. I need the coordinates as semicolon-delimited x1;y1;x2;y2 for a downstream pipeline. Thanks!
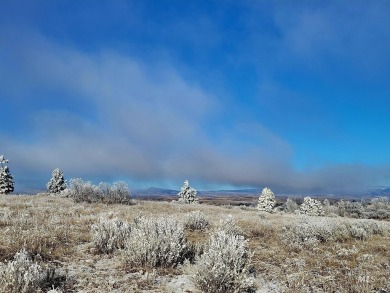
0;194;390;292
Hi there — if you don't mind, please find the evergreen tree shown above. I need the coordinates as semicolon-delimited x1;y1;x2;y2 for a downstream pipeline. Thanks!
178;180;198;203
47;168;66;193
257;187;276;213
0;155;14;194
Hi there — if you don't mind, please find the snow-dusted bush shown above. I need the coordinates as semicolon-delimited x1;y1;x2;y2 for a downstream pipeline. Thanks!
336;200;365;218
97;181;130;204
122;216;187;268
282;216;390;248
191;230;254;293
364;197;390;219
0;155;14;194
91;217;131;253
64;178;130;204
322;198;339;216
299;197;324;216
257;187;276;213
184;210;210;231
285;198;299;213
178;180;198;204
370;196;390;209
47;168;66;194
217;214;242;236
0;249;69;293
0;249;42;292
64;178;100;202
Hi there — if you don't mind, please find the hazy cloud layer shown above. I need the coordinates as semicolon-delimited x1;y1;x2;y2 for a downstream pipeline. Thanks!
1;1;390;194
0;30;293;191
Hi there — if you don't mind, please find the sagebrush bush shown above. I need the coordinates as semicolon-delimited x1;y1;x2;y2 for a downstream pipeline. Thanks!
217;214;242;236
364;197;390;219
191;230;254;293
282;216;390;248
64;178;130;204
0;249;42;293
285;198;299;213
184;210;210;231
0;249;68;293
122;216;188;268
91;217;131;253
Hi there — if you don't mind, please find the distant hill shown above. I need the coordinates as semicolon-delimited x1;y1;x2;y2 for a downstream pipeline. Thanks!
131;187;264;197
132;187;179;197
369;186;390;197
131;186;390;201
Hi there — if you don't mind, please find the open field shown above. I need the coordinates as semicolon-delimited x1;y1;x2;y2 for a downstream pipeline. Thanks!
1;194;390;292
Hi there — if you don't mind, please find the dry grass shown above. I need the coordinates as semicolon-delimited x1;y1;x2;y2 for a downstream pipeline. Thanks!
0;194;389;292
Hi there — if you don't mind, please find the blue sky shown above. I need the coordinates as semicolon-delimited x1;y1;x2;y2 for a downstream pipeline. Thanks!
1;1;390;194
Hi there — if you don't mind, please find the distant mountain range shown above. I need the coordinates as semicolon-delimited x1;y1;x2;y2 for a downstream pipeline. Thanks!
131;186;390;199
131;187;262;197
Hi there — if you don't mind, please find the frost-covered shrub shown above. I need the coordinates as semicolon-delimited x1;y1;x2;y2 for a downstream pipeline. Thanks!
364;197;390;219
0;249;74;293
282;216;390;248
0;249;42;292
370;196;390;209
336;200;365;218
122;216;187;268
65;178;130;204
0;249;70;293
346;219;389;240
91;217;131;253
184;211;210;231
216;214;242;236
0;155;14;194
47;168;66;194
178;180;198;204
98;181;130;204
65;178;101;202
191;230;254;293
300;197;324;216
257;187;276;213
322;198;339;216
285;198;299;213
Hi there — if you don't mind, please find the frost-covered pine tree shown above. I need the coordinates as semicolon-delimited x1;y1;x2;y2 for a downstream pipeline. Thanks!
47;168;66;194
178;180;198;204
300;196;324;216
0;155;14;194
257;187;276;213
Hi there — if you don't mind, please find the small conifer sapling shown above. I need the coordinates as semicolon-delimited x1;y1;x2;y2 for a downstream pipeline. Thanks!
47;168;66;193
178;180;198;203
0;155;14;194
